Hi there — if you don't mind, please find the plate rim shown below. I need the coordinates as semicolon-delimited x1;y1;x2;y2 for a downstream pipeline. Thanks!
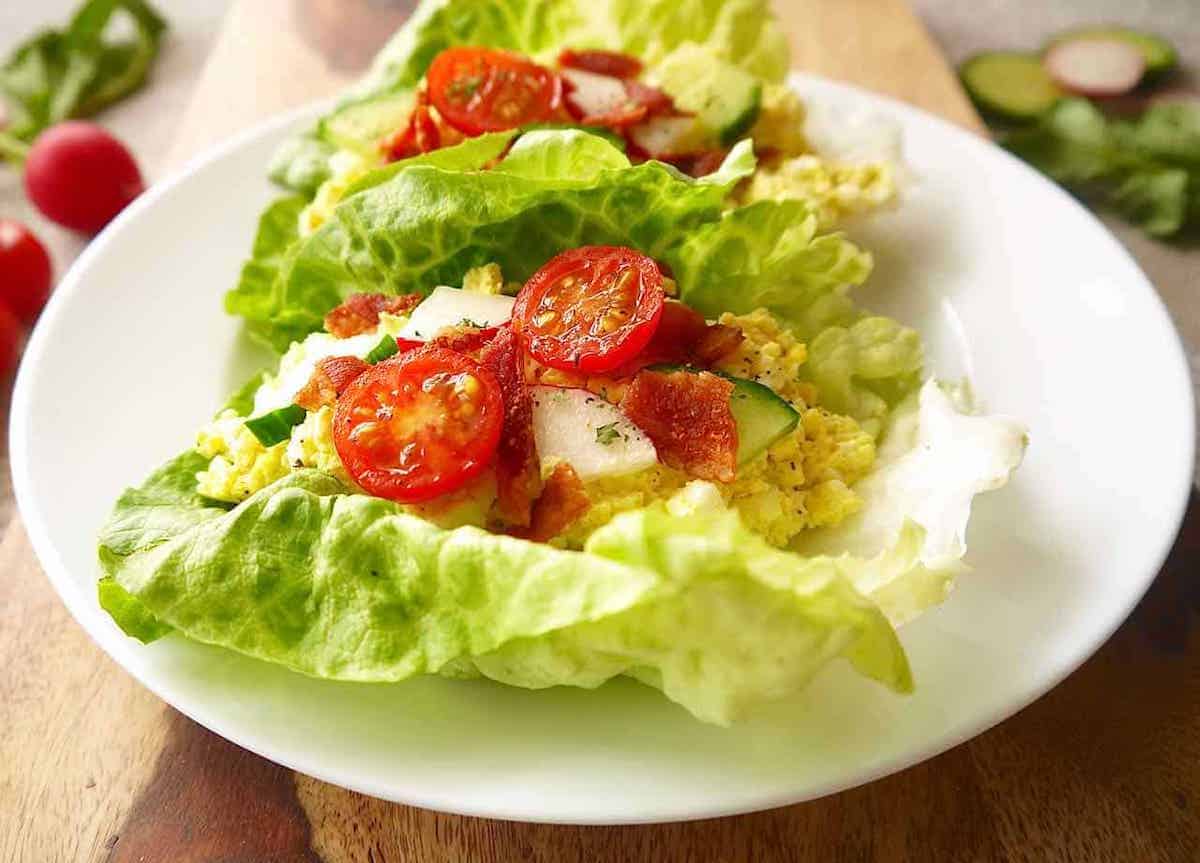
9;72;1195;825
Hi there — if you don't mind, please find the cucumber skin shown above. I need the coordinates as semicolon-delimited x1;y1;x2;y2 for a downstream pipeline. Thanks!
960;52;1061;123
719;84;762;146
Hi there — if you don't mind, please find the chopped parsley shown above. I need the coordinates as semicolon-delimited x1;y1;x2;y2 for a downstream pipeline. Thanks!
595;423;625;446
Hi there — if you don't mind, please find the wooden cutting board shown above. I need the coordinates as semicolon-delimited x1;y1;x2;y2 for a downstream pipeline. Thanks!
2;1;1198;860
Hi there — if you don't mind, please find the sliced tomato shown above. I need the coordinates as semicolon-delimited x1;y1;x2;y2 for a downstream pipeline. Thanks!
512;246;665;375
333;348;503;503
427;47;562;135
558;49;643;79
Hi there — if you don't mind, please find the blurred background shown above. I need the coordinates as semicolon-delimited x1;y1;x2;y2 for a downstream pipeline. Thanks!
1;0;1197;470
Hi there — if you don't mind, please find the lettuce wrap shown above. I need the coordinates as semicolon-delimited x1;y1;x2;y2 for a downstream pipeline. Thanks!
98;129;1026;725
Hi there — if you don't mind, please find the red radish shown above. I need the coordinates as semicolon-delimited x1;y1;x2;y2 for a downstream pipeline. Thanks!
1043;38;1145;98
0;304;22;379
561;67;644;125
0;219;52;325
24;121;145;234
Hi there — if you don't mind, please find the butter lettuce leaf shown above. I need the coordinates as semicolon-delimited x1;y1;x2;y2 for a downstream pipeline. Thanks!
673;199;921;433
98;461;909;723
235;132;758;347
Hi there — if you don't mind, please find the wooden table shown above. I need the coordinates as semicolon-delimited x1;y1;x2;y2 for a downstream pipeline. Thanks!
3;1;1198;860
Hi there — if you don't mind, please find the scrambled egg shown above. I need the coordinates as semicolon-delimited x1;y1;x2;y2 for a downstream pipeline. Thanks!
556;308;875;549
195;410;290;501
749;84;810;156
298;149;380;237
740;155;896;230
196;276;875;547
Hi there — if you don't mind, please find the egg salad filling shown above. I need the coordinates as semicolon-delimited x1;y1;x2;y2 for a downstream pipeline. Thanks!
196;264;876;550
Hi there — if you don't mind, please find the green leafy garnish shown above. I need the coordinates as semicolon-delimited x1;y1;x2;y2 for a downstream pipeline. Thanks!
0;0;167;146
365;335;399;364
244;405;306;447
595;423;624;446
1004;98;1200;238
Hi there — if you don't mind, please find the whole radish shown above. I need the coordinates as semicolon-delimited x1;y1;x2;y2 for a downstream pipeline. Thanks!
24;121;145;234
0;304;22;379
0;219;52;325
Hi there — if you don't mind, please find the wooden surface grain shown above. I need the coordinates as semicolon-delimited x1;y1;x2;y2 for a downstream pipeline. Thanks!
1;1;1197;860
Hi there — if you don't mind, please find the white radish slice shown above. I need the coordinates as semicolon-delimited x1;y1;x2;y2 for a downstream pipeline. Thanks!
561;68;631;120
531;386;657;480
627;115;702;158
1043;38;1145;97
398;286;515;340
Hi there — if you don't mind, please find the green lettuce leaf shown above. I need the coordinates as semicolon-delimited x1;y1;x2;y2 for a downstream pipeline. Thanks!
225;195;309;352
235;132;760;348
98;461;909;723
672;199;921;432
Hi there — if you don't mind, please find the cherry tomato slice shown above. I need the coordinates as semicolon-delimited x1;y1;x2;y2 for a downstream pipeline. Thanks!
333;348;503;503
558;49;643;79
427;47;562;135
512;246;665;375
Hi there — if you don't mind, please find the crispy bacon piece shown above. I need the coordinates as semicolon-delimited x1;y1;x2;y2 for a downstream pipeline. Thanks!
480;327;541;526
692;323;744;365
620;368;738;482
427;325;500;357
294;355;370;411
609;301;744;376
558;49;643;79
518;462;591;543
324;292;422;338
623;80;675;116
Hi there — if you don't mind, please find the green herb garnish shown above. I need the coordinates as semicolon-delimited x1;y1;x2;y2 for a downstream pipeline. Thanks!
0;0;168;151
365;335;399;364
595;423;624;446
244;404;306;447
1003;98;1200;238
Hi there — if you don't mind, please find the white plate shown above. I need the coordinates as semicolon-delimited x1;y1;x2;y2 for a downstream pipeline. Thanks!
11;75;1194;824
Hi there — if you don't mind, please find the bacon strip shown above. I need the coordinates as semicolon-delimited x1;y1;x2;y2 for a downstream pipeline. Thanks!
692;323;744;365
427;325;500;357
517;462;590;543
620;368;738;482
609;301;744;377
294;355;370;411
558;49;643;79
324;293;422;338
479;327;541;526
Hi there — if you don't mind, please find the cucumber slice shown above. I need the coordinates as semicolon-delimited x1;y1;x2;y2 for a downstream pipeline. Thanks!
1046;27;1176;81
319;92;416;154
652;43;762;145
646;364;799;465
727;376;800;465
960;52;1062;122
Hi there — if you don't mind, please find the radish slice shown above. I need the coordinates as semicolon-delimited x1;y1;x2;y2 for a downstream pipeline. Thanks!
531;386;657;480
1043;38;1145;97
398;286;515;340
561;68;634;122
